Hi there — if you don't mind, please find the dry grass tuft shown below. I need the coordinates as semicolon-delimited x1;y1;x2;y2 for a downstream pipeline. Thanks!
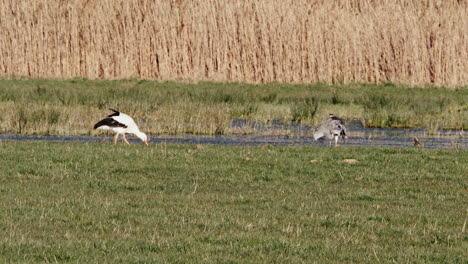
0;0;466;87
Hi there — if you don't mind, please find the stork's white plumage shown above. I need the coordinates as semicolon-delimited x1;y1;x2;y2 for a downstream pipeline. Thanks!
94;109;148;146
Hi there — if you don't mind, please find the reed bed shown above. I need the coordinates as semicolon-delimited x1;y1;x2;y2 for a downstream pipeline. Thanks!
0;0;466;87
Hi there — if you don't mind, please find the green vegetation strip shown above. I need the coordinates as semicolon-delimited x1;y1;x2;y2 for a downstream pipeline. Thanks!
0;79;466;136
0;142;466;263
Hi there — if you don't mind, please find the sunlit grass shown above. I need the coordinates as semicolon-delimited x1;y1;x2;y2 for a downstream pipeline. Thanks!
0;79;466;136
0;142;466;263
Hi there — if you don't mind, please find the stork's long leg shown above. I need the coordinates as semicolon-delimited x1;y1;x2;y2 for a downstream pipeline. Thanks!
122;134;130;145
114;134;119;145
334;135;339;146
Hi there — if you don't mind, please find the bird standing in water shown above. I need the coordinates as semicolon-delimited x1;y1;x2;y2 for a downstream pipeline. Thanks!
94;109;149;146
313;114;347;146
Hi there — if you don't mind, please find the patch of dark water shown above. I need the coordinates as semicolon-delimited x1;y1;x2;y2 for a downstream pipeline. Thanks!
1;130;466;149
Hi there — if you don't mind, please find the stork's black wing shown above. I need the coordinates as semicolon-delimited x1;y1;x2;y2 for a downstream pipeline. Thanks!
93;117;127;129
108;109;120;117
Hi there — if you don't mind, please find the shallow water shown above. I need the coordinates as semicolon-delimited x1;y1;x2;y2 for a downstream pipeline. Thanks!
1;126;466;149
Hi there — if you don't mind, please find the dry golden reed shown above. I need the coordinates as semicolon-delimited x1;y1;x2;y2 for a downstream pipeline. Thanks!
0;0;466;87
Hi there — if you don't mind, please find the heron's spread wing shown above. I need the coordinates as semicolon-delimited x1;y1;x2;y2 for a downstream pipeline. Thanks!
340;124;347;138
314;119;347;140
329;116;345;124
313;130;325;140
328;120;342;134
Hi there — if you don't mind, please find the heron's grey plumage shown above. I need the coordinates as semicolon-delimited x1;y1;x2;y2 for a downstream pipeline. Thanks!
314;114;347;145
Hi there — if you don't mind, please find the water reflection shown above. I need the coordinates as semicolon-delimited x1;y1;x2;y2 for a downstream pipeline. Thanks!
0;127;465;149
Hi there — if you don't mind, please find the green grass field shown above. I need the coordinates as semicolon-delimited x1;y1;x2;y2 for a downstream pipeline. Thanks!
0;142;466;263
0;79;466;136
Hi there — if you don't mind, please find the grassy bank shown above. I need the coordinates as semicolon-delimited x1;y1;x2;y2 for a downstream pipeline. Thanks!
0;142;466;263
0;79;466;136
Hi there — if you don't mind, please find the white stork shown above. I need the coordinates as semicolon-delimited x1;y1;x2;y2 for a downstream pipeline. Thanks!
94;109;149;146
313;114;347;145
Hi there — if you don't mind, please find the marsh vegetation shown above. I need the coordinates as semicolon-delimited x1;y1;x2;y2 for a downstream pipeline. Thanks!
0;79;466;136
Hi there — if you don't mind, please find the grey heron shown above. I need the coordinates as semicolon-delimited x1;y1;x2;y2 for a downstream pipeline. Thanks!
313;114;347;145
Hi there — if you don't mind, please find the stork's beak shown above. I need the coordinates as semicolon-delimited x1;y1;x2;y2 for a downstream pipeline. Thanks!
143;140;149;146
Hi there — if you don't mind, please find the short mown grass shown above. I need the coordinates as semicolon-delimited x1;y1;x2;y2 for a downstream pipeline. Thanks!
0;142;466;263
0;79;466;135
